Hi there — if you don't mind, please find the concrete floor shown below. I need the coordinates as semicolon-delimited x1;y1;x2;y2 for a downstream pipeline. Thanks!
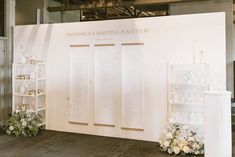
0;130;234;157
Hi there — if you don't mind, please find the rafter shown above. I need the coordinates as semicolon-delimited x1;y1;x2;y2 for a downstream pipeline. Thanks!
48;0;213;12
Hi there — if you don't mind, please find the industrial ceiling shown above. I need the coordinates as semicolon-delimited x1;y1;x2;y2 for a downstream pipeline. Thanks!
48;0;212;21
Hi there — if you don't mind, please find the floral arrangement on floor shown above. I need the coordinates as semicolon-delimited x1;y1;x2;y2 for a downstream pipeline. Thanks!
0;107;42;137
159;124;204;155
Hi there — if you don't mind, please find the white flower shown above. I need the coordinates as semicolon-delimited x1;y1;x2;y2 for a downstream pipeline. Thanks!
167;149;173;154
173;139;178;144
6;130;11;134
188;137;195;142
166;133;173;139
159;123;204;155
179;140;187;149
183;125;189;130
20;119;25;122
173;146;180;154
9;126;14;131
164;141;170;147
179;136;184;141
183;146;190;153
22;121;27;127
192;143;200;149
195;150;199;155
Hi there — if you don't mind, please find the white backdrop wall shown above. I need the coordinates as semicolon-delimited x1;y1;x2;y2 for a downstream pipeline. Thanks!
14;12;226;141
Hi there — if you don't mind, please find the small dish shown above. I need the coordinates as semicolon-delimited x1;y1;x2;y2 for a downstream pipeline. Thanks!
19;86;26;94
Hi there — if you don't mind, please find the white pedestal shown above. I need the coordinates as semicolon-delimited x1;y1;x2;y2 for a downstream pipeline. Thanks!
204;90;232;157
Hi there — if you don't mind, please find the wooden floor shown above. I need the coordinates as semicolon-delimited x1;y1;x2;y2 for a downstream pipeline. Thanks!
0;130;234;157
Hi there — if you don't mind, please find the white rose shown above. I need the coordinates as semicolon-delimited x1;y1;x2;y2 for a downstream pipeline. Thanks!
164;141;170;147
195;150;199;155
173;139;178;144
167;149;173;154
193;143;201;150
22;121;27;127
9;126;14;131
183;146;190;153
173;146;180;154
179;136;184;141
166;133;173;139
188;137;194;141
183;125;189;130
20;119;25;122
6;130;11;134
176;130;180;135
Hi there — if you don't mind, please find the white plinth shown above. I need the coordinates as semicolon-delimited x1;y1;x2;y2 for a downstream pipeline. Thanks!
204;90;232;157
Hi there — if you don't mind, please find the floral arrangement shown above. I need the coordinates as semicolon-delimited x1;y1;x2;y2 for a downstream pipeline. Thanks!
18;45;42;64
159;124;204;155
0;107;42;137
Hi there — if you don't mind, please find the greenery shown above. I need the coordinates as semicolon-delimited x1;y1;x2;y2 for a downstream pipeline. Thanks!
159;124;204;155
0;108;42;137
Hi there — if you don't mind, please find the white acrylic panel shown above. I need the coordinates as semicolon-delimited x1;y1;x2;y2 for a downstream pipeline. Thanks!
69;47;90;123
122;45;144;129
94;46;115;125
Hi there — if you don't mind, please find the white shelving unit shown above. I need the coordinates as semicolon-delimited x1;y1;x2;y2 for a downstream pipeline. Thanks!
168;64;208;135
12;62;46;127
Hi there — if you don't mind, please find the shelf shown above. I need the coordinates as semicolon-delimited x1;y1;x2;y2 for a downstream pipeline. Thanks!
14;79;36;82
14;63;45;66
14;78;46;82
170;90;203;94
13;61;47;128
169;121;204;126
13;92;46;97
38;122;46;127
15;109;36;113
37;78;46;81
169;100;203;106
168;64;206;133
14;93;36;97
38;107;46;112
38;93;46;96
170;82;206;87
15;108;46;113
170;83;206;91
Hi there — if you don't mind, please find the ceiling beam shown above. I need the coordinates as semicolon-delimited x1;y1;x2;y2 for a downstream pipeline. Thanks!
124;7;135;16
48;0;213;12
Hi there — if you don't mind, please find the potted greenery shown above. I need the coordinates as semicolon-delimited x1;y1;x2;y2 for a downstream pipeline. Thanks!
0;107;42;137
